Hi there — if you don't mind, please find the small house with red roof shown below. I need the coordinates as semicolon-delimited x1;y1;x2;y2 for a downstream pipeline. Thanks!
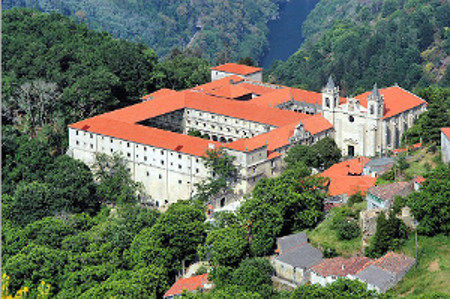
441;128;450;163
163;274;212;298
366;181;414;210
351;252;415;293
319;157;377;210
310;256;372;286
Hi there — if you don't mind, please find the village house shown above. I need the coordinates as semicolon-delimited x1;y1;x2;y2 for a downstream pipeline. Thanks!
310;256;372;286
362;157;394;177
366;181;414;210
163;274;212;298
351;252;415;293
272;232;323;286
319;157;377;210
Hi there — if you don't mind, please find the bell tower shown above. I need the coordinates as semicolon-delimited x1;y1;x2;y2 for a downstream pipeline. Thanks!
322;75;340;126
367;83;384;119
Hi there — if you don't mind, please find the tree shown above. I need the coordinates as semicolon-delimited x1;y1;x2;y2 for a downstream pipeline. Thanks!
93;153;142;205
238;199;283;256
366;210;409;258
8;182;54;226
3;80;62;136
128;201;206;275
23;217;77;249
285;138;341;170
201;225;248;267
195;148;238;202
290;278;382;298
231;258;274;294
406;164;450;236
45;155;100;215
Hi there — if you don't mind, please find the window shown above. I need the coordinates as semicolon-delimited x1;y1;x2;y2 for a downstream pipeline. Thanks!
161;160;164;165
170;152;173;156
370;105;374;115
144;156;147;161
110;139;113;143
349;116;355;123
211;115;215;119
76;141;79;145
90;134;93;139
161;150;164;155
159;174;162;179
196;168;199;173
110;149;113;153
178;154;182;159
146;171;149;177
326;98;330;108
127;153;131;157
178;180;182;184
76;131;79;136
196;158;199;163
144;147;147;151
127;142;130;148
90;144;93;149
178;164;182;169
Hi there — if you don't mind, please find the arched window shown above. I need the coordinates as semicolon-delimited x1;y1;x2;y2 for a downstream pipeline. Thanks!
326;98;330;108
370;105;374;115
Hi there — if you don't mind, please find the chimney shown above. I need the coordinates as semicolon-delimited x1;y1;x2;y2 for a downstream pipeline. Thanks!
230;79;234;84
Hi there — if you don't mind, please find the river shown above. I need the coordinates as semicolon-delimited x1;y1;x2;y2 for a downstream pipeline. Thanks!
261;0;319;68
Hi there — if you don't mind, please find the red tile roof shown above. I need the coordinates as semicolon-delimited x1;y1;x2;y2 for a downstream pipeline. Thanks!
354;86;426;119
211;63;262;75
372;252;415;275
164;274;209;298
205;84;252;99
414;176;425;184
367;181;413;202
311;256;373;278
238;83;278;95
441;127;450;139
142;88;177;100
320;158;377;197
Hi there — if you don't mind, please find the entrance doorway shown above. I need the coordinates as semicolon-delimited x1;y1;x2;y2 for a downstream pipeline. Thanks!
348;145;355;157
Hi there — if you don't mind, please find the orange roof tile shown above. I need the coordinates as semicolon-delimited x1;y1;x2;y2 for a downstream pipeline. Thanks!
191;75;245;93
69;117;222;157
372;252;415;275
164;274;209;297
414;176;425;184
311;256;373;277
354;86;426;119
302;114;333;135
320;158;376;197
211;63;262;75
238;83;278;95
141;88;177;100
441;128;450;139
205;84;252;99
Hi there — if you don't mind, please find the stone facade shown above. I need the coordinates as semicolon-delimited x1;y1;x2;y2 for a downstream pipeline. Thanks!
321;79;426;157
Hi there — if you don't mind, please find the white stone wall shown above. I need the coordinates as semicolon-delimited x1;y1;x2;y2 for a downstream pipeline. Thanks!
184;108;274;142
441;131;450;163
310;272;337;286
68;127;209;207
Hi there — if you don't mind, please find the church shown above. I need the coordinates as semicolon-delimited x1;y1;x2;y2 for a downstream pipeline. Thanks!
67;63;427;207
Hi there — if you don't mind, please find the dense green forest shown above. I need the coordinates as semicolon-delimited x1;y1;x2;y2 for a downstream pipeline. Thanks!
268;0;450;94
2;0;286;62
2;5;450;299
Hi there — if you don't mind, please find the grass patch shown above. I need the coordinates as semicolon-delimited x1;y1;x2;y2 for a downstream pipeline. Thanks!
391;234;450;298
404;147;439;178
306;204;365;257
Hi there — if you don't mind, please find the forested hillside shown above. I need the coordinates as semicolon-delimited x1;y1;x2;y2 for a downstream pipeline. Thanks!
268;0;450;94
3;0;285;62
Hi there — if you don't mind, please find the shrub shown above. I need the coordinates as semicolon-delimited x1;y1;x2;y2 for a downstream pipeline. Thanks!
336;220;361;240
